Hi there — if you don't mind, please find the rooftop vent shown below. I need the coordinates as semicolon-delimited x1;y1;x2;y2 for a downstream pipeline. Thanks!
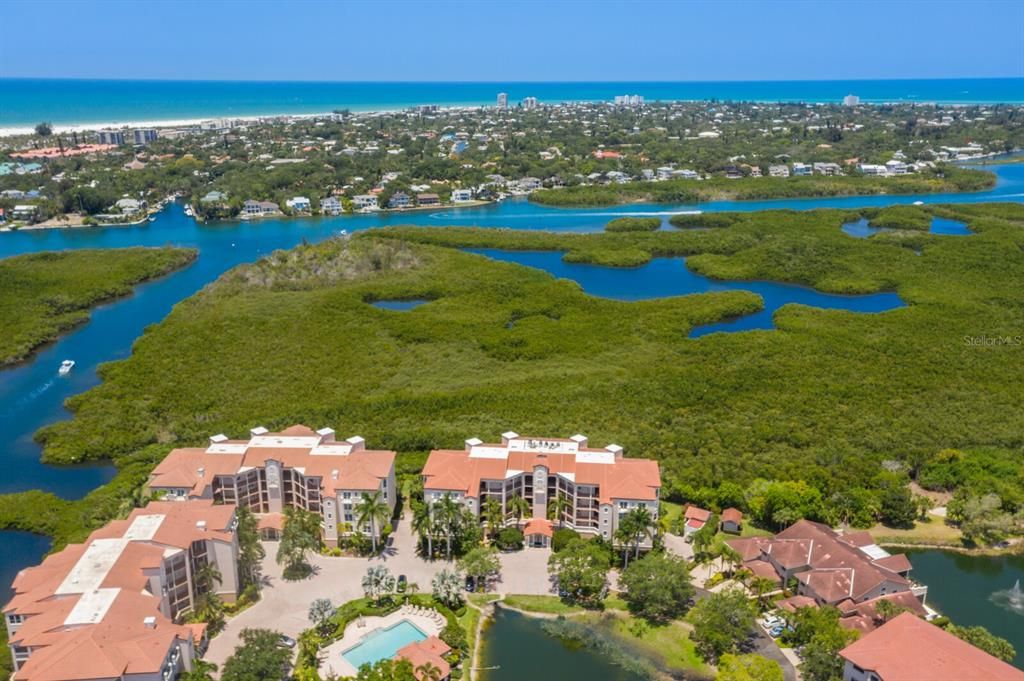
501;431;519;445
570;434;588;447
465;437;483;452
605;444;624;458
317;427;336;442
346;436;365;451
196;520;207;531
331;469;339;480
143;616;157;629
250;426;269;437
197;466;205;477
209;434;228;445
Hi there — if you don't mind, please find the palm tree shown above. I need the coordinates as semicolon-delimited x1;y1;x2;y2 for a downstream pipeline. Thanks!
547;495;571;529
431;568;463;608
362;565;393;604
412;503;435;558
435;494;461;561
483;498;504;540
416;661;443;681
625;506;654;559
751;576;777;610
194;561;222;594
180;659;217;681
507;494;531;528
355;490;391;555
614;525;634;569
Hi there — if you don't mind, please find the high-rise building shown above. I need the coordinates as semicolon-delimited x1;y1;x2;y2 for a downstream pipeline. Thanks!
522;96;538;110
843;94;861;106
133;128;159;144
96;129;125;145
614;94;645;107
497;92;508;108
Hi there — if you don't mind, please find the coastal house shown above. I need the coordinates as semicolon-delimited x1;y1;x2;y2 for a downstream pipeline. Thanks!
683;505;712;536
839;613;1024;681
768;164;790;177
421;432;661;548
4;499;241;681
416;193;440;207
10;205;38;221
656;166;675;180
791;162;813;176
517;177;543;191
115;198;146;214
720;507;743;534
242;200;280;217
200;190;228;204
387;192;411;209
726;520;925;608
286;196;312;212
451;188;473;202
858;163;888;176
813;162;843;176
885;160;910;175
320;196;343;215
352;194;378;211
146;425;397;547
672;169;700;179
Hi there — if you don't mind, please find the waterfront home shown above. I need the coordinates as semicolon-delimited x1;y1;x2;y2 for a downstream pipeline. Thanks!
242;199;281;217
421;432;661;548
768;164;790;177
720;507;743;533
839;612;1024;681
791;162;813;176
518;176;543;191
352;194;379;210
727;520;925;607
387;192;411;209
10;205;38;220
416;193;440;207
320;196;343;215
4;499;240;681
885;159;910;175
451;188;473;202
146;425;397;547
657;166;675;180
813;162;843;176
115;198;146;214
672;169;700;179
858;163;888;176
200;190;228;204
683;505;711;535
286;196;312;212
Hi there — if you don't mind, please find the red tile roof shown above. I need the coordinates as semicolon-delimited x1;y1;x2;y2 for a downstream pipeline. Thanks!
396;636;451;680
721;507;743;523
524;518;554;538
840;613;1024;681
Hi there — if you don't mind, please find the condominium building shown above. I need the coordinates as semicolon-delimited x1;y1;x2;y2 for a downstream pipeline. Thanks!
4;500;240;681
421;432;660;547
496;92;508;109
132;128;159;144
96;129;125;145
522;96;538;110
147;425;397;546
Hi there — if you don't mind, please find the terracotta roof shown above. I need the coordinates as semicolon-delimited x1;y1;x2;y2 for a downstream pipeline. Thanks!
396;636;451;680
873;554;913;574
776;595;818;613
840;613;1024;681
422;437;659;504
836;592;928;635
684;506;712;523
745;559;782;585
148;425;395;498
721;508;743;523
258;513;285;531
524;518;554;538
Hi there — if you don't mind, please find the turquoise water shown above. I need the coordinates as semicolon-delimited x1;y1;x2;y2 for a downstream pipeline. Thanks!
370;300;429;311
1;78;1023;128
464;249;905;337
341;619;427;670
842;216;973;238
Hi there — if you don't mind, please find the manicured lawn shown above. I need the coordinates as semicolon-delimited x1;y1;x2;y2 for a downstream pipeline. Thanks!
502;594;583;615
581;611;709;675
869;517;963;546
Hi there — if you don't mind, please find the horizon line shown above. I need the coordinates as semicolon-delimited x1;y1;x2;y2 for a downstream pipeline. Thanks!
2;76;1022;85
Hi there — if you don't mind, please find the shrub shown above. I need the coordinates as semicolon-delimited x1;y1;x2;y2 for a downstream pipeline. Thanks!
669;212;738;229
605;217;661;232
495;527;524;551
552;528;580;552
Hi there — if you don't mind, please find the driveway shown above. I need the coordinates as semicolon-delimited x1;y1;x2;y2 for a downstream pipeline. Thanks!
662;532;694;561
205;518;553;666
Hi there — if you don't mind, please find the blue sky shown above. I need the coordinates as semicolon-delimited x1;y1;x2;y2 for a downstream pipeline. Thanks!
1;0;1022;81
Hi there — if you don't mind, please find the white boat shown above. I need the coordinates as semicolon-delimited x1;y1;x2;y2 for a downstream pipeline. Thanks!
58;360;75;376
913;201;924;206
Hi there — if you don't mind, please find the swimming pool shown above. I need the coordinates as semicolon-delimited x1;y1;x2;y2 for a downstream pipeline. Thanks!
341;619;428;670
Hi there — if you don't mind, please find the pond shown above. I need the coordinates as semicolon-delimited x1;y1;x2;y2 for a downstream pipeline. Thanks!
841;216;972;238
369;299;429;311
480;608;647;681
903;548;1024;668
464;249;906;338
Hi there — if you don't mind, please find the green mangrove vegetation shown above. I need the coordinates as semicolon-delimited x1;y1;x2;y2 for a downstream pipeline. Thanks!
530;167;995;206
605;217;661;233
1;203;1022;553
0;247;197;365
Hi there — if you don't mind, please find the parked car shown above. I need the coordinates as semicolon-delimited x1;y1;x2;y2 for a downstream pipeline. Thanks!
277;634;297;649
769;625;785;638
397;574;408;593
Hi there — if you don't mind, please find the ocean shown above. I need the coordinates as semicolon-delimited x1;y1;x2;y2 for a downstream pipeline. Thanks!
1;78;1022;133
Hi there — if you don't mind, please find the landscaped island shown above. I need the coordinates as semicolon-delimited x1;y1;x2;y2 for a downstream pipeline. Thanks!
0;246;197;365
530;167;995;206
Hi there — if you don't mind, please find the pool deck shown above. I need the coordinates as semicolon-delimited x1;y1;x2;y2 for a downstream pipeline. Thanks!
320;605;444;678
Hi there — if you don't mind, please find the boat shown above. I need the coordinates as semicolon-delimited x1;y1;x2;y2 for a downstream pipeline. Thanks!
913;201;924;206
58;360;75;376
